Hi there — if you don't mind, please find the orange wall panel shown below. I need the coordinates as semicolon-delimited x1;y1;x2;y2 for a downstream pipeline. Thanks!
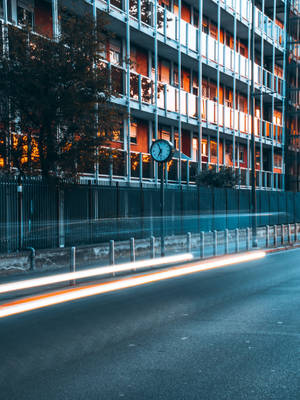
181;2;191;23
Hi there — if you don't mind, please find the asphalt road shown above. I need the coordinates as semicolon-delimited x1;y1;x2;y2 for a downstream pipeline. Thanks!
1;248;300;400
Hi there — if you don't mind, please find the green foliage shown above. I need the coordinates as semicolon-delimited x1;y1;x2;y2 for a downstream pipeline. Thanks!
196;166;240;188
0;5;121;180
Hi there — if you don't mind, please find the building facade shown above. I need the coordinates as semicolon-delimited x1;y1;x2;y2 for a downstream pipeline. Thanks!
1;0;299;190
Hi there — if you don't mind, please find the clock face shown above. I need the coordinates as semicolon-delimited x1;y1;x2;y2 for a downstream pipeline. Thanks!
150;139;173;163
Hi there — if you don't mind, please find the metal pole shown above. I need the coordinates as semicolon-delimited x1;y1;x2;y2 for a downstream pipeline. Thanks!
251;0;257;247
17;177;23;251
281;224;285;245
160;163;165;257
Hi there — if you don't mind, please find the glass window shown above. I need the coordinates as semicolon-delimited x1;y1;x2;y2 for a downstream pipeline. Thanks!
17;0;34;28
130;122;137;144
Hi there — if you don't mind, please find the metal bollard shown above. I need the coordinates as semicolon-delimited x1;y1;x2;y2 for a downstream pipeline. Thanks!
109;239;115;270
213;230;217;256
266;225;270;248
70;246;76;286
288;224;292;245
225;229;229;254
296;223;299;243
130;237;135;264
246;227;251;251
274;225;278;248
294;223;297;243
235;228;239;253
150;236;155;259
200;231;205;259
281;224;285;245
187;232;192;253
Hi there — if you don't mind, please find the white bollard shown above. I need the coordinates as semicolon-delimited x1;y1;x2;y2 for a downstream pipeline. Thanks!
187;232;192;253
70;246;76;286
213;230;217;256
109;240;115;266
200;231;205;259
130;237;135;263
225;229;229;254
266;225;270;248
150;236;155;259
246;227;251;251
235;228;239;253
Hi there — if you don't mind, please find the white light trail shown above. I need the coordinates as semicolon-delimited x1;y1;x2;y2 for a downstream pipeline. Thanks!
0;253;194;294
0;251;265;318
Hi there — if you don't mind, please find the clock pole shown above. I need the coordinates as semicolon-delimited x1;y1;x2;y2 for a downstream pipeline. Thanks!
160;162;165;257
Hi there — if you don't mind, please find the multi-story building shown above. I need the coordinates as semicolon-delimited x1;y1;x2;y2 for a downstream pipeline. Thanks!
0;0;299;190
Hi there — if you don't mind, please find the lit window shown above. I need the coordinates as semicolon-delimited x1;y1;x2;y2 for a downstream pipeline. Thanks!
192;138;198;161
130;122;137;144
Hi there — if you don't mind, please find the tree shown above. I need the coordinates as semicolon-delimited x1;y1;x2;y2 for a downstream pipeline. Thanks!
0;5;121;180
196;166;240;188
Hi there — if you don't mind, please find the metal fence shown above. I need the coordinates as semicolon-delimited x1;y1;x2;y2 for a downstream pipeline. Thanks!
0;176;299;253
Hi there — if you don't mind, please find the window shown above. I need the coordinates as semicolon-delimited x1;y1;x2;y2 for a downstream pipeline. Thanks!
274;153;282;168
201;138;208;156
210;140;218;163
202;17;209;34
109;40;121;65
130;121;137;144
17;0;34;28
192;138;198;161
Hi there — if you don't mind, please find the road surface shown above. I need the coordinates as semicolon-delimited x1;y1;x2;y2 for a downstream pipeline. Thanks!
1;248;300;399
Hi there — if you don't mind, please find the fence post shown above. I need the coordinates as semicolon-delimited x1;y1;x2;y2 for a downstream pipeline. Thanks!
57;185;65;248
130;237;135;264
274;225;278;248
150;236;155;258
266;225;270;248
70;246;76;286
296;223;299;242
213;230;217;256
187;232;192;253
235;228;239;253
281;224;285;245
246;227;251;251
109;240;115;269
294;223;297;243
225;229;229;254
200;231;205;259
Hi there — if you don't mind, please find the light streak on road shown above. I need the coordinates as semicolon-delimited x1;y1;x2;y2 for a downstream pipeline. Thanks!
0;251;265;318
0;253;194;294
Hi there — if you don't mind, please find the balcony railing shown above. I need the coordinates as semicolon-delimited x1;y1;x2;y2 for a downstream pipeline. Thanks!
95;148;284;190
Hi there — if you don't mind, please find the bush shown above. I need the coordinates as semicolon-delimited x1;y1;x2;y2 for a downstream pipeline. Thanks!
196;166;240;188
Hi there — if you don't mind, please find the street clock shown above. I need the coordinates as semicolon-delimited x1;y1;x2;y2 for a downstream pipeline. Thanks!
150;139;174;163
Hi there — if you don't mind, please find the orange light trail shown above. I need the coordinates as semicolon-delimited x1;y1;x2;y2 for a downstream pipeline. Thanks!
0;251;265;318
